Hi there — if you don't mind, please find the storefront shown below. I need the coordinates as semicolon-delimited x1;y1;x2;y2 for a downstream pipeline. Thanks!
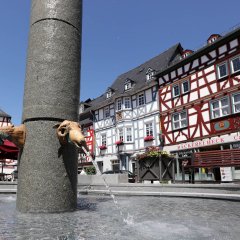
165;132;240;182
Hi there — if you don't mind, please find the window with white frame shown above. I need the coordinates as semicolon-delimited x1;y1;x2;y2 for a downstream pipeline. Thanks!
116;99;122;111
126;127;133;142
231;56;240;74
211;97;230;119
172;111;187;130
217;62;228;79
145;122;153;136
101;134;106;146
118;128;124;142
138;93;145;106
182;80;190;94
232;93;240;113
172;84;180;97
124;97;131;109
104;106;110;118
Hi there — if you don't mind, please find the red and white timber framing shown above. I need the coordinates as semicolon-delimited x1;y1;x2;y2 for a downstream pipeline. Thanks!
158;31;240;151
78;127;95;162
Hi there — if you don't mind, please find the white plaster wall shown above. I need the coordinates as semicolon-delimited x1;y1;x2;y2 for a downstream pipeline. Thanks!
200;87;209;98
230;39;238;48
145;89;152;103
190;91;198;101
204;65;214;74
219;45;227;54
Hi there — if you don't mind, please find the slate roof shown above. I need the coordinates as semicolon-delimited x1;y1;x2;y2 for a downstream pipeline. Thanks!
80;43;182;114
156;26;240;77
0;108;11;118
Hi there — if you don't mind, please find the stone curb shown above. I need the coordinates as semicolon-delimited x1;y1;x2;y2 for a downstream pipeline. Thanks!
79;189;240;201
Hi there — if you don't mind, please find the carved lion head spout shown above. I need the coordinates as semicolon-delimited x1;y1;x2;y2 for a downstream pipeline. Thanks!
0;124;26;148
53;120;88;150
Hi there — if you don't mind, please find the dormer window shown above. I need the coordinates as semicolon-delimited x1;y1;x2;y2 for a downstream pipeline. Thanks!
146;67;156;81
106;91;112;98
125;82;132;91
124;79;134;91
207;34;221;44
106;88;114;99
182;50;193;59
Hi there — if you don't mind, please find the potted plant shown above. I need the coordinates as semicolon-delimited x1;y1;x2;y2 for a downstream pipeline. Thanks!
144;135;154;142
115;140;124;145
99;145;107;150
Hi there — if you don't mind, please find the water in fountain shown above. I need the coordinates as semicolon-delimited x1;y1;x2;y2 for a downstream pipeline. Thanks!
81;146;134;225
1;194;240;239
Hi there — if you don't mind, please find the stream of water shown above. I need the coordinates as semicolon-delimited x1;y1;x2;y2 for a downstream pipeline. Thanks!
82;147;134;224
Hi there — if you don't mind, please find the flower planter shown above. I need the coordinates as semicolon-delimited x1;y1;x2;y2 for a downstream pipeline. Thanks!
115;140;124;146
99;145;107;150
144;136;154;142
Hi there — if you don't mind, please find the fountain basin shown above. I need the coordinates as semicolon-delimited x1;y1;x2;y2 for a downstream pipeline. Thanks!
0;193;240;239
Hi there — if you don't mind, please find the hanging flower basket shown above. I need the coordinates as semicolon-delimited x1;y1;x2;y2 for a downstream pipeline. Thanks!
99;145;107;150
115;140;124;145
144;136;154;142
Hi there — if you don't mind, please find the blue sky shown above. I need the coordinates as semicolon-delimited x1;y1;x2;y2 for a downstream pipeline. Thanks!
1;0;240;125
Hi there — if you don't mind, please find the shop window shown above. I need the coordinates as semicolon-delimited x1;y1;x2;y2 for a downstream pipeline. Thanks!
172;111;187;130
232;93;240;113
217;62;228;79
210;97;230;119
230;55;240;74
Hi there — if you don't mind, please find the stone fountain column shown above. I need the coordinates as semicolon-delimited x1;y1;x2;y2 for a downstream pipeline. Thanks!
17;0;82;213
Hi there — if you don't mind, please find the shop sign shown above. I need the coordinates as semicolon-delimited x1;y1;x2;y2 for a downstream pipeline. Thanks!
214;120;230;131
177;138;224;150
220;167;233;182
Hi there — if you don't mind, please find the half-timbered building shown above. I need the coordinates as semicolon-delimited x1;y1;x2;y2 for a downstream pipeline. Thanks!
80;44;182;173
0;109;18;180
157;26;240;182
78;100;95;172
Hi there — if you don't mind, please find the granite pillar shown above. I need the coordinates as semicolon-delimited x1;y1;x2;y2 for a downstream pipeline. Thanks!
17;0;82;213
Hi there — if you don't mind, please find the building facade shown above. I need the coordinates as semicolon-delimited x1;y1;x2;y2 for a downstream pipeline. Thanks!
0;109;17;180
157;27;240;181
80;44;182;173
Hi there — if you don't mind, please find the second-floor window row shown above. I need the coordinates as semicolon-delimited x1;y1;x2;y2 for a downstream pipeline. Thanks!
172;80;190;98
171;92;240;130
210;92;240;119
217;55;240;79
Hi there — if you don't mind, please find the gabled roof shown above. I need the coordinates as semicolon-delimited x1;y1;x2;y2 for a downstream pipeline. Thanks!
0;108;11;118
82;43;182;112
156;26;240;78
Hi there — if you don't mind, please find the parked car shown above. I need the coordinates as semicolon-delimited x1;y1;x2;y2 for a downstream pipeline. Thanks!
102;170;135;183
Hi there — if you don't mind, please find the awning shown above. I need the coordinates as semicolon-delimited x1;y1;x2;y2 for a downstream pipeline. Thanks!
0;140;19;160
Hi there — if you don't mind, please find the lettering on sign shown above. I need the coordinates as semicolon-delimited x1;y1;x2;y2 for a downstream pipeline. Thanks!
178;138;224;150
